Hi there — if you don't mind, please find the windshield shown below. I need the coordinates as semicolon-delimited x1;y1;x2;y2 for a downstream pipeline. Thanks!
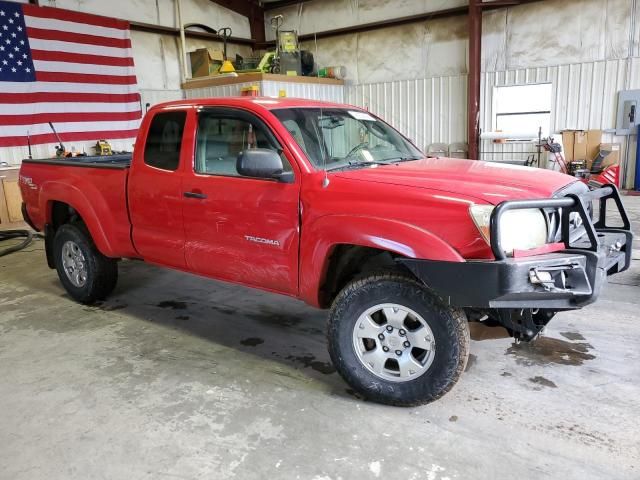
271;108;424;171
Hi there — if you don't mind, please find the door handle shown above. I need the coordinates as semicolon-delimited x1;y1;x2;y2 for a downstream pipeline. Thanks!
184;191;208;199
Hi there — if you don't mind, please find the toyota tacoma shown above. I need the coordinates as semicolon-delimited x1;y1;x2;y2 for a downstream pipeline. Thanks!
19;97;633;406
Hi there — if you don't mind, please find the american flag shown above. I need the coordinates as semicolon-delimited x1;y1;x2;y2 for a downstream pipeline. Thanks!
0;0;141;148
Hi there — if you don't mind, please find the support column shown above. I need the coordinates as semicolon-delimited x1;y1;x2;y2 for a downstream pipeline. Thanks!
467;0;482;160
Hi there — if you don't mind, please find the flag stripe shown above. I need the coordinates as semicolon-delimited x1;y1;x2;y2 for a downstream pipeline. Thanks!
2;120;142;137
34;60;134;76
22;4;129;30
0;129;138;148
0;91;140;104
28;38;130;57
36;71;137;85
0;81;139;94
26;27;132;49
1;111;142;126
25;15;129;40
0;100;141;114
31;50;134;67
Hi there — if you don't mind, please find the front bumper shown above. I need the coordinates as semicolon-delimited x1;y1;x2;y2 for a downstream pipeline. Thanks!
400;184;633;310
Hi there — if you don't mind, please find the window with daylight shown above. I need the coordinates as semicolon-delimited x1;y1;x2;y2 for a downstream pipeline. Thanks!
493;83;552;137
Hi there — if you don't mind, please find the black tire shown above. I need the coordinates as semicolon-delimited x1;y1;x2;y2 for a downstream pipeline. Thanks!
53;223;118;304
327;273;470;406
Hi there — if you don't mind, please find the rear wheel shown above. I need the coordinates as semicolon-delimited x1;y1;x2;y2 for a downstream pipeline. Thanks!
53;223;118;304
327;273;470;406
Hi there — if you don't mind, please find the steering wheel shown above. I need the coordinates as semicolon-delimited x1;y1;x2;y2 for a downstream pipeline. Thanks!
344;142;369;161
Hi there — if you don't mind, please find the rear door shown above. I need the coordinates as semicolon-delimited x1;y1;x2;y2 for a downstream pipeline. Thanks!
182;107;300;295
128;109;188;268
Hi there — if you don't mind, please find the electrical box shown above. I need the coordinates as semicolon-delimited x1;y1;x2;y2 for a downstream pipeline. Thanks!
615;89;640;134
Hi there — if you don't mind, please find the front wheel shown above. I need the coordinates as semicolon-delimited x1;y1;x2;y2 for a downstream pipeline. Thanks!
53;223;118;304
327;274;470;406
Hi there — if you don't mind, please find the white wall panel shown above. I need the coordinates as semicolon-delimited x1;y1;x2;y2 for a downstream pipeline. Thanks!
140;88;184;110
346;76;467;151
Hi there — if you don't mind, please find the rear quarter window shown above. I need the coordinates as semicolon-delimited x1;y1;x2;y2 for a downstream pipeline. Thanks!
144;111;187;171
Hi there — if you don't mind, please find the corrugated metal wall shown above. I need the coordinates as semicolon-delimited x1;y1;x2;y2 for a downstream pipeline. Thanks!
185;81;345;103
345;76;468;152
345;57;640;188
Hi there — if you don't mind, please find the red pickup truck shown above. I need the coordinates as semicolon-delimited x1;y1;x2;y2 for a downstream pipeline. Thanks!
19;97;633;406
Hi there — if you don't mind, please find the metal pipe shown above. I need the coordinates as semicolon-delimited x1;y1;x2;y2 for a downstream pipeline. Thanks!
176;0;189;83
129;21;254;46
467;0;482;160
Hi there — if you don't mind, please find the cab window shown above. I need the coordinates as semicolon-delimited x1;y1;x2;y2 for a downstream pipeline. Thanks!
195;112;291;176
144;111;187;171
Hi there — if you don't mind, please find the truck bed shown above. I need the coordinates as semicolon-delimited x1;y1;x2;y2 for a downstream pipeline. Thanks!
22;154;132;169
19;154;137;258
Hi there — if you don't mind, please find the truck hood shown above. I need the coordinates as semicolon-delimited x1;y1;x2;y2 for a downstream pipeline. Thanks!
334;157;576;204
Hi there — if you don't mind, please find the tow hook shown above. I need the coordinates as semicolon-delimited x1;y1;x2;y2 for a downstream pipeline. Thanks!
529;268;561;291
528;264;579;292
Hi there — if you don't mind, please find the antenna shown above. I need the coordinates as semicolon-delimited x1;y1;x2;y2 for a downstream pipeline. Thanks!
312;26;326;186
27;131;32;159
314;32;318;77
320;105;329;188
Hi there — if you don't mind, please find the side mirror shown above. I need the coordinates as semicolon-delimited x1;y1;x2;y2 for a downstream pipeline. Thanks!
236;148;293;183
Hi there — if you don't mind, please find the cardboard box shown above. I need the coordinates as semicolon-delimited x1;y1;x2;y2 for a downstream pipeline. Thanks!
586;129;602;164
573;131;587;160
599;143;621;169
561;129;602;166
189;48;224;78
561;131;575;162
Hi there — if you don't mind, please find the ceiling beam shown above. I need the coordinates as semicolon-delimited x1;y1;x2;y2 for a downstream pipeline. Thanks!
263;0;315;10
256;0;543;48
129;21;255;46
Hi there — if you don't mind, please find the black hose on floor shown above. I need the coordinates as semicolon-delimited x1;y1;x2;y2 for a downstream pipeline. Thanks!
0;229;34;257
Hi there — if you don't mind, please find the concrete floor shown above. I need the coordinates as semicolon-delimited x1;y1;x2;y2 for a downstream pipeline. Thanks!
1;197;639;480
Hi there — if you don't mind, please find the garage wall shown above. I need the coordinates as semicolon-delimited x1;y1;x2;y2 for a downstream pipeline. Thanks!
269;0;638;82
272;0;640;188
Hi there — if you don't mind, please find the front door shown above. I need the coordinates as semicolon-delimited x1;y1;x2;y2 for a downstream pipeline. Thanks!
182;108;300;295
129;109;188;268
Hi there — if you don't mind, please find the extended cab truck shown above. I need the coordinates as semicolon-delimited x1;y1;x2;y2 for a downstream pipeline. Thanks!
19;98;633;406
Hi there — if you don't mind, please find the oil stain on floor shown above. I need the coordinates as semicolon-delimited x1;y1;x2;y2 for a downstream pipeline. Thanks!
285;354;336;375
506;336;595;366
240;337;265;347
157;300;188;310
529;375;558;389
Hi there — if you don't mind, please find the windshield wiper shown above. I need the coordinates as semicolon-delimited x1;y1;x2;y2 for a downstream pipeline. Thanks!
385;155;423;163
325;160;391;172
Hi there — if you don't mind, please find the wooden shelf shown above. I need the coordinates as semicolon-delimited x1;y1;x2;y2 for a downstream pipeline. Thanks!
182;73;344;90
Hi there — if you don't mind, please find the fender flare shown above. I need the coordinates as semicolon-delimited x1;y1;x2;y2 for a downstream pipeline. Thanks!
40;180;117;257
299;215;463;306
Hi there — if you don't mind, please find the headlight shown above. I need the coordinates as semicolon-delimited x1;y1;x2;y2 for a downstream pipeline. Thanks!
470;205;548;255
469;205;493;245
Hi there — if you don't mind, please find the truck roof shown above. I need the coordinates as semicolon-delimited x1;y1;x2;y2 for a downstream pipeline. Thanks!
153;97;361;112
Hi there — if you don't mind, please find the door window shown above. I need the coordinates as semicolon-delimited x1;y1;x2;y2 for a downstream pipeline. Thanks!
195;112;290;176
144;111;187;171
